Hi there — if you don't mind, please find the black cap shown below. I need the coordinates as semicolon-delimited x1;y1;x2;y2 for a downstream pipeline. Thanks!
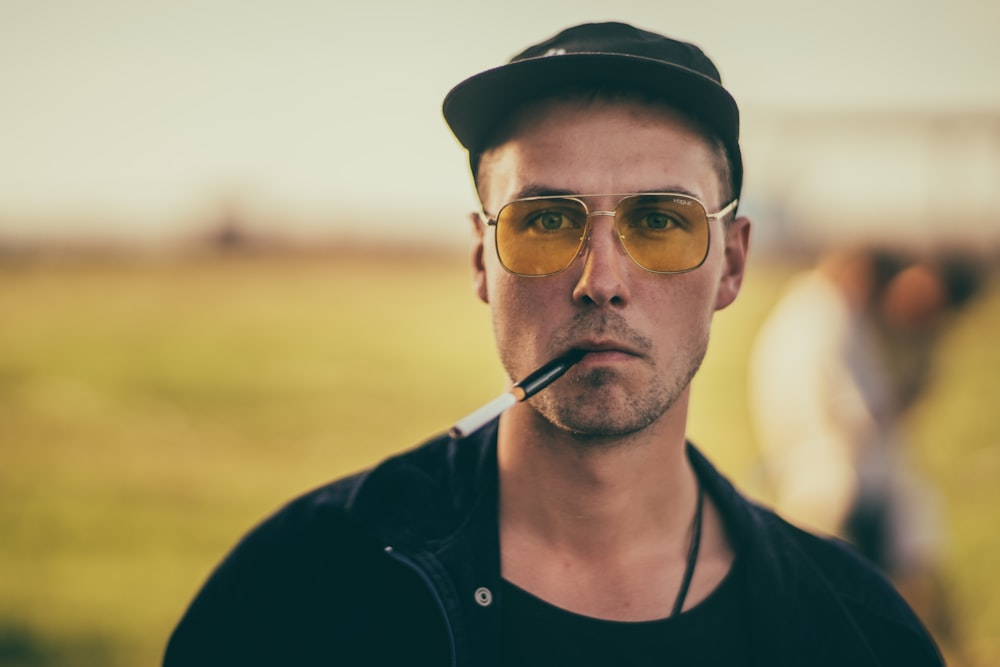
443;22;743;198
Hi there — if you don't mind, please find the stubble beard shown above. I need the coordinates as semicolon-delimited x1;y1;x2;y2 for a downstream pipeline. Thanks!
512;311;711;444
533;346;706;442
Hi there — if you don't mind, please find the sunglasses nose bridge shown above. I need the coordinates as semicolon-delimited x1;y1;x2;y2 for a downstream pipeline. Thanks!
584;208;616;234
578;209;629;263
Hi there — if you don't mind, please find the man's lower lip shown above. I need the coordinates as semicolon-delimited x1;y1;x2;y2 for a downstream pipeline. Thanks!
576;350;634;364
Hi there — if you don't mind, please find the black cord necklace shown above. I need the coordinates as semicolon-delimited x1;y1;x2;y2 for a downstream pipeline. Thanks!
670;481;704;617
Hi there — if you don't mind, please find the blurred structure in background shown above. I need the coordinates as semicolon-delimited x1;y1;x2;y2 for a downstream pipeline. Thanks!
748;245;987;657
4;109;998;259
742;110;1000;258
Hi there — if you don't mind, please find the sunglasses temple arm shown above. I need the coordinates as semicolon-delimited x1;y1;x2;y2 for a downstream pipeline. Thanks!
711;198;739;221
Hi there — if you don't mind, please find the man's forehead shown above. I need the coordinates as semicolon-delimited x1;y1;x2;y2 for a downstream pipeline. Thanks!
477;98;723;206
488;90;711;150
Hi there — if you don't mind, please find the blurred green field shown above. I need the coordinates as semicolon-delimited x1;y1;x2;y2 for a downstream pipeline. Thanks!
0;251;997;666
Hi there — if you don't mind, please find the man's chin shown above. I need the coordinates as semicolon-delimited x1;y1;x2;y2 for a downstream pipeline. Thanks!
536;388;670;442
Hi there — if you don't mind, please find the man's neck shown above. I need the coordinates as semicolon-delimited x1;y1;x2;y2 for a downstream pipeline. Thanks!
497;405;696;554
495;395;733;621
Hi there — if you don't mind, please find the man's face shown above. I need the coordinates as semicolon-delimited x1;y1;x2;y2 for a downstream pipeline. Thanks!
472;97;750;440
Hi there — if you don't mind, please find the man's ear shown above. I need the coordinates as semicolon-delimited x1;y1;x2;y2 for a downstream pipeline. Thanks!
715;215;751;311
470;212;489;304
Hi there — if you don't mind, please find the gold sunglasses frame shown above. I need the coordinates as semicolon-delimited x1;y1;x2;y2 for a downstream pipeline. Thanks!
483;193;739;277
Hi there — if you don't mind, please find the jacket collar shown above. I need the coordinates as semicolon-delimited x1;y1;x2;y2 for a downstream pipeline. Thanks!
343;422;911;667
343;421;499;550
343;423;503;667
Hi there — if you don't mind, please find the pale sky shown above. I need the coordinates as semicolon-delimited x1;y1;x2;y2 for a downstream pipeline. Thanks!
1;0;998;244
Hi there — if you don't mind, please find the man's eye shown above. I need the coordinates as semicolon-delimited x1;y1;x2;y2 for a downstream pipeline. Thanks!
633;210;688;231
527;210;575;231
543;212;566;229
645;213;672;229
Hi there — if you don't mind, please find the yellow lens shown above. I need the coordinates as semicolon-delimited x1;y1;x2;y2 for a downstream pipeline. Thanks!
495;198;588;276
615;195;709;273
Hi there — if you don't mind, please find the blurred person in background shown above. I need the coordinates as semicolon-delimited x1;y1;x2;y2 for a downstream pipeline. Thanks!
165;23;943;666
749;246;983;655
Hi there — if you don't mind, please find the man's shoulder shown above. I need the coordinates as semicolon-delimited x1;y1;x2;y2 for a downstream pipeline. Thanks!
780;519;920;619
164;432;470;666
180;429;483;601
755;508;901;605
689;447;941;664
248;426;494;547
743;501;942;664
254;434;438;522
691;445;908;608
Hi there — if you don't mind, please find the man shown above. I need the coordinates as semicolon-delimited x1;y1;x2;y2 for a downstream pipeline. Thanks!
165;22;943;666
749;247;981;655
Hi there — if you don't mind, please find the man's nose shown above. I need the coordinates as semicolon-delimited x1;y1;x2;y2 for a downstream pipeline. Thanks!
571;214;631;307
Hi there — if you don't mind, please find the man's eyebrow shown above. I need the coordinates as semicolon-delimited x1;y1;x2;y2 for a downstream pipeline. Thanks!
512;184;573;199
632;187;704;200
511;185;705;200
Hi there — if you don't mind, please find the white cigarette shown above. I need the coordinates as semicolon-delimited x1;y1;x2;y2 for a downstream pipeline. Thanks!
448;350;583;439
448;391;519;439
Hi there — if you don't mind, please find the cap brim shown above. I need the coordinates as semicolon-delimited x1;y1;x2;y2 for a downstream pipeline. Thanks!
442;53;739;155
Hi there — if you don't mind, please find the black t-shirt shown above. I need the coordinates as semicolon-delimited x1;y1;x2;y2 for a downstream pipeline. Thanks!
500;558;752;666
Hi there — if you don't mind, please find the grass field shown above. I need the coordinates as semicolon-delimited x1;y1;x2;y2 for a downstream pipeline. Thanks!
0;250;997;666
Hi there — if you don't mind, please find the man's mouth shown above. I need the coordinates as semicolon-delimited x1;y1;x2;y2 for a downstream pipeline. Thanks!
567;341;642;365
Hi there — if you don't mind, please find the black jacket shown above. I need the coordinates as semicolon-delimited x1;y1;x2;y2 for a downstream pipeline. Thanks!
164;422;943;666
